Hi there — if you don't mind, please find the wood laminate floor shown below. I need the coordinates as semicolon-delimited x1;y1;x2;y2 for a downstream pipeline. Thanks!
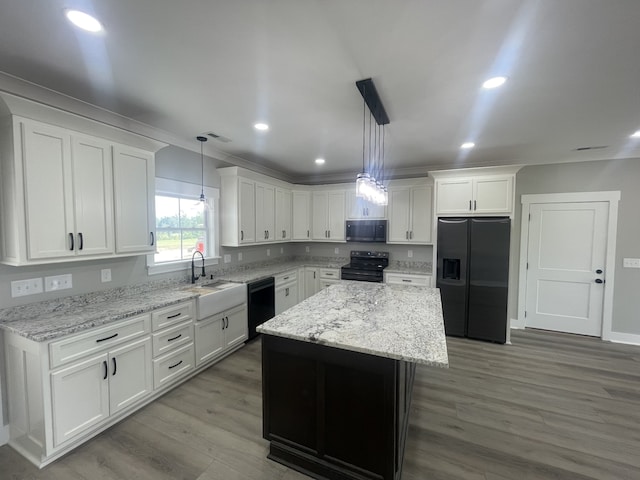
2;329;640;479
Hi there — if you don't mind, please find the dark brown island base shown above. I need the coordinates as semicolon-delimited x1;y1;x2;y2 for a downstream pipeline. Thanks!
257;282;449;480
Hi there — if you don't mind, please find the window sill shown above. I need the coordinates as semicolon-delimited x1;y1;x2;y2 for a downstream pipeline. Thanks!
147;256;221;276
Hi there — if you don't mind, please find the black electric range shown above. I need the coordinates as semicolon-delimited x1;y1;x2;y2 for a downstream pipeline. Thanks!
341;251;389;283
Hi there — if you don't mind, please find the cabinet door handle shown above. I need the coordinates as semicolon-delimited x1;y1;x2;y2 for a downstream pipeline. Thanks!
307;230;309;238
410;231;413;239
226;316;229;328
167;333;182;342
285;287;289;296
150;232;155;246
168;360;183;370
366;207;369;216
474;200;477;211
313;271;316;279
406;231;409;240
469;200;472;211
78;232;84;250
69;232;74;251
112;357;117;376
328;230;331;238
222;318;225;330
96;333;118;343
103;360;108;380
241;230;244;241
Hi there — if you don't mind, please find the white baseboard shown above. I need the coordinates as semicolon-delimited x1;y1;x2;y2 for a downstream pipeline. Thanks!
509;317;526;329
606;331;640;346
0;424;9;446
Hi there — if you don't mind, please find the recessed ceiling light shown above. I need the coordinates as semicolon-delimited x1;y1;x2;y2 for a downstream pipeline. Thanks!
631;130;640;138
482;76;507;89
315;158;325;165
65;10;103;32
254;123;269;131
460;142;475;149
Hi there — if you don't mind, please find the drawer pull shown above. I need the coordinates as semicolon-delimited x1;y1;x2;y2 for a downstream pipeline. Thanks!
96;333;118;343
167;334;182;342
283;276;289;280
112;357;117;376
402;279;412;283
167;313;182;319
168;360;183;370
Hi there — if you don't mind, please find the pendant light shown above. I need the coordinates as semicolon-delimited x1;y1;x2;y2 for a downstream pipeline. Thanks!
354;78;390;205
197;136;207;203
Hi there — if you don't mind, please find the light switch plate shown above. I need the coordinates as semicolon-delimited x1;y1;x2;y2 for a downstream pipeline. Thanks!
305;246;310;253
224;254;231;263
238;252;243;261
408;250;413;258
267;248;271;257
11;278;43;298
623;258;640;268
45;274;72;292
334;247;339;254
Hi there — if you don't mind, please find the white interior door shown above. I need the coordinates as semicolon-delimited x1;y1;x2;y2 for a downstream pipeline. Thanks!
525;202;608;336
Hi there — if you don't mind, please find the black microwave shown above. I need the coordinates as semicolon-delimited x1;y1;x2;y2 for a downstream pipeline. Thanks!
345;220;387;243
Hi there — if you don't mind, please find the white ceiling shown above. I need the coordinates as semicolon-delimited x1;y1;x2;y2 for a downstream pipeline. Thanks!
1;0;639;183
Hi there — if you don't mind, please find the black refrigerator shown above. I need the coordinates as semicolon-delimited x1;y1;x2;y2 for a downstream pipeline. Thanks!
436;217;510;343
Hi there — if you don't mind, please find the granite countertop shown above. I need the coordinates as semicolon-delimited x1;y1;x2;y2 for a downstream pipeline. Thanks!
217;260;345;283
257;281;448;367
0;287;199;342
384;265;432;275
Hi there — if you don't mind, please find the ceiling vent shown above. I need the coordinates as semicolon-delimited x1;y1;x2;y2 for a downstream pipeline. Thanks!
205;131;232;143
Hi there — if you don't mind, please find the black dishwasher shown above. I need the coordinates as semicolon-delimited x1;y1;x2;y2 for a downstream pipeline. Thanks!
247;277;275;340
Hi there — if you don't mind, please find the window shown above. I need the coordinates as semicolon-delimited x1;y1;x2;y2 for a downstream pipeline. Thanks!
148;178;219;274
155;195;207;262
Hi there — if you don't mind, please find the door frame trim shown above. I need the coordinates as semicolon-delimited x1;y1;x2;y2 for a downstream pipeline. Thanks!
517;191;620;340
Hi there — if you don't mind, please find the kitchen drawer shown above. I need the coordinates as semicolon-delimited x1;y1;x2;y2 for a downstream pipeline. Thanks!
275;269;297;286
385;273;431;287
49;314;151;369
319;268;340;280
152;321;194;358
151;300;194;332
153;342;195;390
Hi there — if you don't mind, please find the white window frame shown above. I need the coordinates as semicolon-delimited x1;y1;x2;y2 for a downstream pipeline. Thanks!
147;177;220;275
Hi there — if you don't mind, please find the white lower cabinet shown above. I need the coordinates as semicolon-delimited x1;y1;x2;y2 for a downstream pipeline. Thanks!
50;335;152;447
3;298;243;468
275;269;298;315
384;272;431;287
195;303;247;366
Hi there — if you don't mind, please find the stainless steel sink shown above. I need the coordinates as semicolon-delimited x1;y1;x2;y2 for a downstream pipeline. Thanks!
191;281;247;320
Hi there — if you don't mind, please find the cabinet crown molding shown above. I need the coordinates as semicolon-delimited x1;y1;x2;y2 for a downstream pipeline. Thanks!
428;165;523;179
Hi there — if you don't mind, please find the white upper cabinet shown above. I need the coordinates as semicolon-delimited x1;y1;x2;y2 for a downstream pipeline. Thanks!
255;182;276;242
434;173;515;216
387;183;432;244
275;187;292;241
219;166;291;246
0;117;118;265
346;190;386;219
291;190;311;241
113;145;155;254
312;189;345;242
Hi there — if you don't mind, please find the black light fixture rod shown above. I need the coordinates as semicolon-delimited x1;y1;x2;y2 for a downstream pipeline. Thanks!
355;78;389;126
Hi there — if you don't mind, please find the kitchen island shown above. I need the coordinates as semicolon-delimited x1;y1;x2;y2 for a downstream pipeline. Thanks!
257;281;448;480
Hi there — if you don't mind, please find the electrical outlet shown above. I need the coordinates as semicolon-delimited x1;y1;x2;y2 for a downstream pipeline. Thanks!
334;247;339;254
267;248;271;257
45;274;72;292
305;246;310;253
238;252;243;261
623;258;640;268
11;278;43;298
101;269;112;283
224;254;231;263
408;250;413;258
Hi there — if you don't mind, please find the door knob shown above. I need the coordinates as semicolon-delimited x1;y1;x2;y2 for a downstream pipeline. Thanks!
595;279;604;284
595;269;603;274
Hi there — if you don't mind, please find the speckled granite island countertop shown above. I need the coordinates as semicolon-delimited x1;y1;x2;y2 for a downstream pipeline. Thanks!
257;281;448;367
